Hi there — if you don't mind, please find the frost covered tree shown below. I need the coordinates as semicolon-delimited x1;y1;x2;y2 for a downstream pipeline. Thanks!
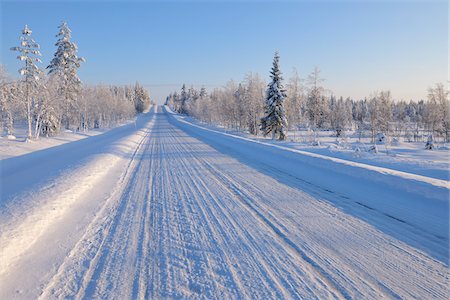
392;100;407;140
368;91;392;142
190;87;209;120
133;82;150;113
285;68;304;130
186;86;199;116
244;73;265;135
179;84;188;114
260;52;288;140
37;77;61;137
305;67;327;131
216;80;239;129
377;91;392;135
0;66;16;136
47;21;85;130
11;25;44;139
352;98;368;141
329;96;350;137
425;83;450;141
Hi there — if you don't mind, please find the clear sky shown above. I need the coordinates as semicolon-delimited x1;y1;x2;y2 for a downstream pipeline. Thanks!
1;0;447;103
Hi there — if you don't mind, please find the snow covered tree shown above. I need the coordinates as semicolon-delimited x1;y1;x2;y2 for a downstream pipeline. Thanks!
186;86;199;115
285;68;304;130
305;67;327;131
377;91;392;135
179;84;188;114
329;96;350;137
47;21;85;130
37;77;61;137
368;91;392;142
11;25;44;139
167;92;181;112
222;81;239;128
244;73;265;135
392;100;407;140
427;83;449;141
260;52;288;140
190;87;209;120
133;82;150;113
352;98;368;141
199;87;207;98
0;66;16;136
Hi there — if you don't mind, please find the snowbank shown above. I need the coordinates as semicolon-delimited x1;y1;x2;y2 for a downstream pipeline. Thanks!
0;107;156;279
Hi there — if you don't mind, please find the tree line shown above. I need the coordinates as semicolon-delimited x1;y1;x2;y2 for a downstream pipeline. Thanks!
166;53;449;144
0;22;151;140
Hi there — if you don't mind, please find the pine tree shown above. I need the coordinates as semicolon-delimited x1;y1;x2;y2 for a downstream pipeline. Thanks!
199;87;207;98
180;84;188;114
133;82;150;113
260;52;288;140
11;25;44;139
47;21;84;129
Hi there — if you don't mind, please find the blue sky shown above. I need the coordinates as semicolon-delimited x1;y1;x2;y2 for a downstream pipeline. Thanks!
1;0;447;103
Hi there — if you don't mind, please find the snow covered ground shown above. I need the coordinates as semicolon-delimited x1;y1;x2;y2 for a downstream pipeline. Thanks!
0;120;136;160
0;106;448;299
176;114;449;182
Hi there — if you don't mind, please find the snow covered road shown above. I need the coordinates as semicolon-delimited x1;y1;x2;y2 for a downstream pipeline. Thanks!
1;107;448;299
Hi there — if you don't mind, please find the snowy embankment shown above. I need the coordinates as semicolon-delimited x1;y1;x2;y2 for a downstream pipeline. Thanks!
165;106;449;263
0;106;156;295
1;128;104;160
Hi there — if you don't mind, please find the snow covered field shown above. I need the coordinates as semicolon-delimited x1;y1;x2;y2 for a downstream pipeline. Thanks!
176;113;449;182
0;106;448;299
1;127;107;160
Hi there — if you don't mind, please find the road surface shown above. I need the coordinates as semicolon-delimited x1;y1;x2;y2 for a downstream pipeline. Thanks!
1;107;448;299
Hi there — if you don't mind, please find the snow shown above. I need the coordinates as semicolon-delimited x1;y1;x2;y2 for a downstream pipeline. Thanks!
0;106;448;299
166;105;449;261
171;109;449;182
1;107;156;297
172;115;448;190
1;128;103;159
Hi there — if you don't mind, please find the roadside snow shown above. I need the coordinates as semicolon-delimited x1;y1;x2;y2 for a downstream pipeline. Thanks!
166;105;449;264
0;120;138;160
0;106;447;298
166;106;449;182
0;107;156;296
166;106;449;191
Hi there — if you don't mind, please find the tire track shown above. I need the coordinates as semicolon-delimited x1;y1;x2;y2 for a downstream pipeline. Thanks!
39;109;448;299
39;113;156;299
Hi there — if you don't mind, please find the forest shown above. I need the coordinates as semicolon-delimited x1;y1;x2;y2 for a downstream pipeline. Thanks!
0;22;151;140
166;54;449;146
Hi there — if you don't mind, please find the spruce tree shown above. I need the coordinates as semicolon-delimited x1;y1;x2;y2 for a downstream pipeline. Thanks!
11;25;44;139
133;82;150;113
47;21;84;129
180;84;188;114
260;52;288;140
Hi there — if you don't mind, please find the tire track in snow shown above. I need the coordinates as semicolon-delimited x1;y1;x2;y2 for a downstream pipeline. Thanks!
172;129;349;299
167;114;448;299
148;121;344;298
38;109;448;299
39;113;156;299
143;123;245;298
